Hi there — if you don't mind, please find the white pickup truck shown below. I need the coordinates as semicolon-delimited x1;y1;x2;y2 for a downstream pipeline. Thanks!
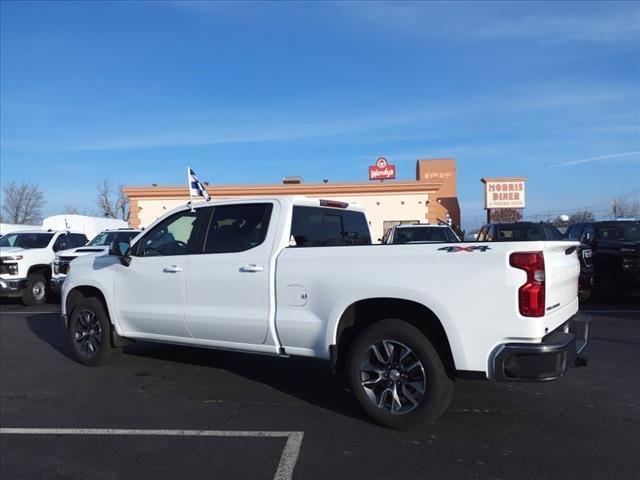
61;197;589;429
0;230;88;305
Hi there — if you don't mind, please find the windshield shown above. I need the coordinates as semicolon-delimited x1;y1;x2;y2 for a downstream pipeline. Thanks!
494;224;563;241
392;227;457;244
596;223;640;241
0;233;54;249
87;231;139;246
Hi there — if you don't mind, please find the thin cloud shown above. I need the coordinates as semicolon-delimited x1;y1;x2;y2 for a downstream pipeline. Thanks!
479;11;640;44
343;2;640;44
3;83;636;153
548;151;640;168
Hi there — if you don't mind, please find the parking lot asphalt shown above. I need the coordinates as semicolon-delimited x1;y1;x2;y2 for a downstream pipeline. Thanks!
1;297;639;480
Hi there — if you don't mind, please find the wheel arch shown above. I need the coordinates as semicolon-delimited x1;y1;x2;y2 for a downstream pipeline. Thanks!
331;297;456;376
65;285;131;348
65;285;109;320
27;264;51;278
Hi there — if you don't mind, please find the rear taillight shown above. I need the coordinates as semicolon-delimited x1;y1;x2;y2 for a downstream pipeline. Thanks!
319;199;349;209
510;252;545;317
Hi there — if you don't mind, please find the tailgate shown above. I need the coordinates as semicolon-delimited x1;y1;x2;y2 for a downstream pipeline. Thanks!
543;242;580;315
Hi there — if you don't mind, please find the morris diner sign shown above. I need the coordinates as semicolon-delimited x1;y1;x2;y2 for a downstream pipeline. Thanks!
369;157;396;181
481;177;526;209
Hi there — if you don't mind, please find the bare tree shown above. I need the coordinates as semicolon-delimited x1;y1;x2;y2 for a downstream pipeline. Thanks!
1;181;46;224
489;208;522;223
65;205;80;215
568;209;595;224
612;197;640;218
96;179;130;221
64;205;95;216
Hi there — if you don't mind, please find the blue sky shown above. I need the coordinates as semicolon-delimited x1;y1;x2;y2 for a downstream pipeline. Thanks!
1;0;639;229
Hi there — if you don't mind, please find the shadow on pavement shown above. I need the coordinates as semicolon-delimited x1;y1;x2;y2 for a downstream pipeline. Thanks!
25;313;75;361
23;310;368;422
123;341;369;423
1;296;60;309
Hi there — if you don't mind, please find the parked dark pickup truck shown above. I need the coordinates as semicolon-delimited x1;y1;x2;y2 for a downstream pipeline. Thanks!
477;222;595;302
565;221;640;294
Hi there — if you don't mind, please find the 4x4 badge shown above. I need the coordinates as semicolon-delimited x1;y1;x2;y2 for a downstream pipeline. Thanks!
438;246;491;253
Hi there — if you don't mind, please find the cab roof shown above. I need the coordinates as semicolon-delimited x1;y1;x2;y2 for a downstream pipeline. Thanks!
396;224;450;229
188;196;366;213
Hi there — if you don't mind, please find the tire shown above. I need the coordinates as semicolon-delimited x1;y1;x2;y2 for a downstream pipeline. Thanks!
22;273;48;306
68;296;117;366
347;318;454;430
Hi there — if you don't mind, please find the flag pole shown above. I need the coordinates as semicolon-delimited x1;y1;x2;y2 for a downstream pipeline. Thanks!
187;166;194;212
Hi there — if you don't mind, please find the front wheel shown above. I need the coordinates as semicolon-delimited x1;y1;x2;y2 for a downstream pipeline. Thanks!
68;297;118;366
347;319;454;429
22;273;47;306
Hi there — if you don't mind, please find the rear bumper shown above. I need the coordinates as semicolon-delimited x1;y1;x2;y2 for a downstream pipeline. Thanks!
490;313;590;382
0;277;28;297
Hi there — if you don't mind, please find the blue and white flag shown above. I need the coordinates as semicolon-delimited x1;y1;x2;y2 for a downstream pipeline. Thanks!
188;167;210;202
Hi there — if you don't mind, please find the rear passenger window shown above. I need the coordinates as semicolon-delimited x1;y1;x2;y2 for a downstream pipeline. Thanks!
542;225;563;240
291;207;371;247
204;203;273;254
566;226;582;240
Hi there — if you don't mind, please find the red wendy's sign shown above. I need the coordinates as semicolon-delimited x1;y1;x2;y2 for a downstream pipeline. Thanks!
369;157;396;181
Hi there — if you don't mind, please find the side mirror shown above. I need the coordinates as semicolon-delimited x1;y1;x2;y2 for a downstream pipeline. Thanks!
109;241;131;266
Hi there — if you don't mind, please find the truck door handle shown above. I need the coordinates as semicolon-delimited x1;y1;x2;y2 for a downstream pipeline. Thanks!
240;264;264;273
163;265;183;273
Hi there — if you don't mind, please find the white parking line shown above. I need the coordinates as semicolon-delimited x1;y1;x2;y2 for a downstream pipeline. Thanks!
0;427;304;480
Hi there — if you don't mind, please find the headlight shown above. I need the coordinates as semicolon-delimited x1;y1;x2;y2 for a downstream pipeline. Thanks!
2;255;23;261
622;257;633;271
581;249;592;267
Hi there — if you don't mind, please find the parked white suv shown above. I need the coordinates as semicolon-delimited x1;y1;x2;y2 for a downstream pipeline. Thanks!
51;228;141;293
0;231;87;305
62;197;589;429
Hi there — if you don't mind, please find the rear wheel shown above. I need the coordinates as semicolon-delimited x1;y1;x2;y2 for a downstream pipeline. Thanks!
22;274;47;306
68;297;118;366
347;318;454;430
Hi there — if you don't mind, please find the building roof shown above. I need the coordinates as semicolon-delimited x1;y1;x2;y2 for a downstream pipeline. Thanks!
123;179;444;199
